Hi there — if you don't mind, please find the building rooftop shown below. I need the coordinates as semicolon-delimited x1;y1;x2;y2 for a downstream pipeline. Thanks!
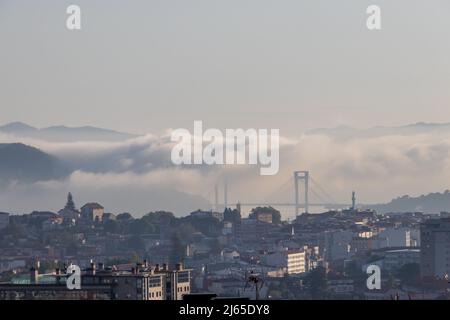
81;203;104;210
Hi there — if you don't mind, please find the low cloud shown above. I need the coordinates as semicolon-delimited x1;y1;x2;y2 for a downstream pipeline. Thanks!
2;129;450;217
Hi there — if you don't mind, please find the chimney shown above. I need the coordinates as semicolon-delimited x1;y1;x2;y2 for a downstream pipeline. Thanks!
90;262;96;275
143;259;148;268
175;263;183;271
98;262;104;271
155;264;160;272
30;267;38;284
55;268;61;284
162;263;168;271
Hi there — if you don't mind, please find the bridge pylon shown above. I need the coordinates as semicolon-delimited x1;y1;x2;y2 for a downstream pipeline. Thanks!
294;171;309;216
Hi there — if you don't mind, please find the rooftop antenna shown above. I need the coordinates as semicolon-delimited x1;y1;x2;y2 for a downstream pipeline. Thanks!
245;270;264;300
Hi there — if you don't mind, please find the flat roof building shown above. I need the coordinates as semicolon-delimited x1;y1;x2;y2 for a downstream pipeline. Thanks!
421;218;450;281
0;261;191;300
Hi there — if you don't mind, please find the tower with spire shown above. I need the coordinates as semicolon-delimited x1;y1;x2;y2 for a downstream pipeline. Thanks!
58;192;80;224
65;192;76;211
351;191;356;210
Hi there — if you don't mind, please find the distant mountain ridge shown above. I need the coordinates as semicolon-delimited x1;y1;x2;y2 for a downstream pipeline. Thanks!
0;122;137;142
367;190;450;214
307;122;450;139
0;143;70;182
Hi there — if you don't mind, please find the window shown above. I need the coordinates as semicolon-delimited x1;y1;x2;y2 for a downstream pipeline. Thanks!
149;277;161;287
178;271;190;283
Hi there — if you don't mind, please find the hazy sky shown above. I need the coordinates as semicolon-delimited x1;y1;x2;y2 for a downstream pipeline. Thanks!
1;1;450;215
1;0;450;135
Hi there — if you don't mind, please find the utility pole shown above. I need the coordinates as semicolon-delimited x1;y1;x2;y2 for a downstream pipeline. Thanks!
214;184;219;211
224;179;228;209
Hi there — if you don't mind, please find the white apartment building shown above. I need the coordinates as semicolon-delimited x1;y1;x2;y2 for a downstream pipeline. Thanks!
265;249;306;274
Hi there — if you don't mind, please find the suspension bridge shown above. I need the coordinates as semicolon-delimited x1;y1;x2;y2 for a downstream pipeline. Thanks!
207;171;352;216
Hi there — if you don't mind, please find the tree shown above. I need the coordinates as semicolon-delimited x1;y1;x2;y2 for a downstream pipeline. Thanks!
129;219;156;235
272;210;282;225
344;260;366;288
104;220;119;234
176;223;197;243
250;206;282;224
223;208;241;224
116;212;133;221
65;192;76;211
128;236;145;251
183;216;221;237
208;237;222;255
345;260;365;278
38;260;59;273
143;211;175;224
397;263;421;285
306;267;327;299
5;220;27;240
